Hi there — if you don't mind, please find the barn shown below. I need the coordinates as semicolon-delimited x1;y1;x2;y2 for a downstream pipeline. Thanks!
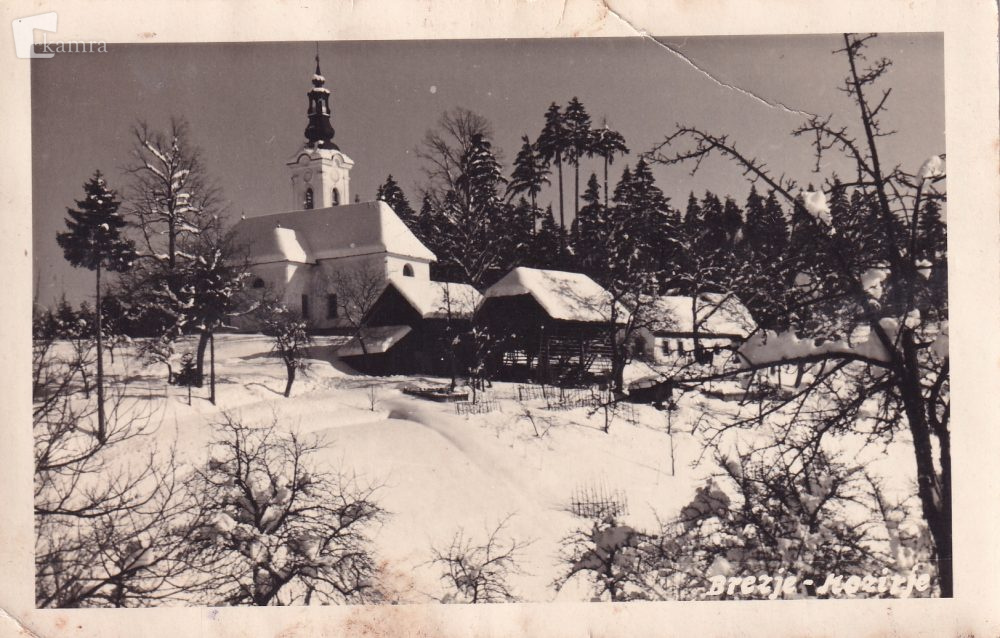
336;277;482;376
636;293;755;368
476;267;629;385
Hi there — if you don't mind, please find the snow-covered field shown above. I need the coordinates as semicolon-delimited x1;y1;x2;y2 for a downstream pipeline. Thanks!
76;334;919;603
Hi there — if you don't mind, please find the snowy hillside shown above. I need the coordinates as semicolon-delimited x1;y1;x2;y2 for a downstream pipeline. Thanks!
72;334;918;604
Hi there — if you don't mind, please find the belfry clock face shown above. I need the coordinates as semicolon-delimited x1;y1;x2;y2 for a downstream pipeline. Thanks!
303;169;313;182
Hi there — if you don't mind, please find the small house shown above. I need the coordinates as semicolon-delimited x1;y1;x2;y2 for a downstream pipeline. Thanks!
336;277;482;376
636;293;755;367
476;267;630;384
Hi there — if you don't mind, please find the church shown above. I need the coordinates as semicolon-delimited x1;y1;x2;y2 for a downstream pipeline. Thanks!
232;56;436;330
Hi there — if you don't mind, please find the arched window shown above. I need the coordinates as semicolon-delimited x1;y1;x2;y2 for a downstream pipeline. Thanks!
304;187;314;210
252;277;265;289
332;188;340;206
402;263;415;277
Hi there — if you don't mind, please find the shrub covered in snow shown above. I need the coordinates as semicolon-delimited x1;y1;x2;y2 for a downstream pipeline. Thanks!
181;413;386;605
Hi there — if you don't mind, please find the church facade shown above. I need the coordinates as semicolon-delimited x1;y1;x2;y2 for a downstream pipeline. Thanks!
232;56;436;330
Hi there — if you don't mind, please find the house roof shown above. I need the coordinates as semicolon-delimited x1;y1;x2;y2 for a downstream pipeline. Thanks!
336;325;413;357
647;293;755;337
388;277;483;320
232;201;436;264
482;267;629;324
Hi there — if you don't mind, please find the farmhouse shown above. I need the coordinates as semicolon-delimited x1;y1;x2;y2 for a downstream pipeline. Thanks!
337;277;482;376
476;267;629;384
231;56;435;330
636;293;755;367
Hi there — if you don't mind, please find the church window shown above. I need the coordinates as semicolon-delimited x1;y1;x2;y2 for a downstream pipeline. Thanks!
301;294;310;318
332;188;340;206
304;187;314;210
402;263;415;277
327;294;338;319
252;277;265;289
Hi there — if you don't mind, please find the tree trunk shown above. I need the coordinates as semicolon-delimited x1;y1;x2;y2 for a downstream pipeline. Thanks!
167;218;176;270
284;363;296;398
574;161;580;223
95;264;106;441
556;157;565;253
195;329;210;387
900;337;952;596
209;332;216;405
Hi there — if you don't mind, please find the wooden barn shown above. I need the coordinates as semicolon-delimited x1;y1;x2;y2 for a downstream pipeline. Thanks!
635;293;755;368
336;277;482;376
476;267;630;385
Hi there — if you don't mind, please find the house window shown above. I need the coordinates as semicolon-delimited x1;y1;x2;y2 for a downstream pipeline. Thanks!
332;188;340;206
402;263;415;277
301;294;309;319
326;294;338;319
661;339;671;355
304;187;314;210
252;277;265;289
677;341;685;355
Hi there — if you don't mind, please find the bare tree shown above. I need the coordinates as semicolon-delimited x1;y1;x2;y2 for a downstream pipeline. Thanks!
417;107;496;205
33;340;192;608
181;414;386;605
645;33;951;595
259;303;312;397
323;263;386;367
125;117;222;271
124;118;236;387
429;515;529;603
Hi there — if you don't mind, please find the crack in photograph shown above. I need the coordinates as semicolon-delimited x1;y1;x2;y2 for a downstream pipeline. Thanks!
31;32;948;606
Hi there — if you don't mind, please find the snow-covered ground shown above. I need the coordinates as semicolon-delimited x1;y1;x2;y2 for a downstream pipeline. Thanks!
69;334;919;603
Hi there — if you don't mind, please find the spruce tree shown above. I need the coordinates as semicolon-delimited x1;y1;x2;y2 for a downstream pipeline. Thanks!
762;189;790;259
376;174;418;234
56;171;136;441
507;135;550;222
591;123;629;208
532;206;563;270
563;97;594;221
916;197;946;262
721;196;744;248
699;191;727;254
742;185;767;255
536;103;569;248
573;173;606;277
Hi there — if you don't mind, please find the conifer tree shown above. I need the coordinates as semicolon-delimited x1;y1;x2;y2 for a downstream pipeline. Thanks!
699;191;727;255
56;171;136;441
721;196;744;248
573;173;606;277
591;123;629;208
531;206;564;270
507;135;550;221
536;103;569;247
916;197;946;262
376;174;418;233
563;97;594;221
428;134;513;287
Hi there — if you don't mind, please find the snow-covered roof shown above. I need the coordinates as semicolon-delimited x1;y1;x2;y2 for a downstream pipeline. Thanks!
482;267;629;323
647;293;755;338
336;325;412;357
388;277;483;320
232;201;436;265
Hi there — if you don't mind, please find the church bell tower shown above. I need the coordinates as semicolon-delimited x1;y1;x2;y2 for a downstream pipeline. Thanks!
286;52;354;210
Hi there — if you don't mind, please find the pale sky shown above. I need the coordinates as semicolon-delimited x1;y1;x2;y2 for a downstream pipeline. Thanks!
32;34;943;307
